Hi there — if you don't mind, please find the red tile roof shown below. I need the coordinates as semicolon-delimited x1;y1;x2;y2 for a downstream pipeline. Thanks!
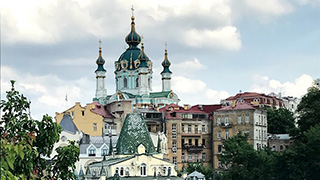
216;101;256;111
90;102;114;118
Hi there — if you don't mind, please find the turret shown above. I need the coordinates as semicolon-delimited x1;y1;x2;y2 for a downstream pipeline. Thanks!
95;43;107;103
161;47;172;92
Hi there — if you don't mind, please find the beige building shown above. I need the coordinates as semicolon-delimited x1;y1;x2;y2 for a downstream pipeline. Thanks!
160;104;222;170
212;101;267;170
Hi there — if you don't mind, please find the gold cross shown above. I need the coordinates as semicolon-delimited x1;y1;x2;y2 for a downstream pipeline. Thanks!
131;5;134;16
165;41;167;50
99;39;102;47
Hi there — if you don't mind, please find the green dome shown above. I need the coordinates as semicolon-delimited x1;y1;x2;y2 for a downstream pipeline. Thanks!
161;49;172;74
96;47;106;72
125;16;141;47
138;42;149;68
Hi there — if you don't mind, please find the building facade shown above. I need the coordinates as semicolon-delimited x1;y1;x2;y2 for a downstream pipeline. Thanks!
212;101;267;170
160;104;222;170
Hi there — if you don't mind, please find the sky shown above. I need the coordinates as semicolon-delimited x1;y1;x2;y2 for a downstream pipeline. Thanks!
1;0;319;120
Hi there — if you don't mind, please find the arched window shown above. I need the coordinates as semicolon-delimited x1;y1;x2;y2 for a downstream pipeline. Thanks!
136;78;139;87
280;145;284;151
120;167;124;176
123;77;128;88
115;167;119;174
140;163;146;176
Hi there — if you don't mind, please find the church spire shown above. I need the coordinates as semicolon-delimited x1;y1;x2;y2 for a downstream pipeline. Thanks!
161;43;172;92
96;39;106;72
94;39;107;104
125;6;141;47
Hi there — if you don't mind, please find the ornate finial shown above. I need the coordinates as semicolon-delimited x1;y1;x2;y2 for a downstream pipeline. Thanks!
131;5;134;17
164;42;168;55
99;39;102;48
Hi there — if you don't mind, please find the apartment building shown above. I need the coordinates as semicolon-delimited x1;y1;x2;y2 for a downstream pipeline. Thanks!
212;101;267;169
160;104;221;170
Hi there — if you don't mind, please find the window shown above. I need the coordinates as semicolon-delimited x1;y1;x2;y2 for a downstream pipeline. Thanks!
182;124;185;132
173;157;177;165
140;163;146;176
172;124;177;139
182;153;185;162
195;139;199;146
102;148;108;156
188;139;192;145
120;167;124;176
188;154;192;161
202;153;206;161
93;123;97;131
217;117;221;125
202;139;205;146
225;130;229;140
217;131;221;140
238;116;242;124
71;111;74;117
136;78;139;87
126;168;130;176
123;77;128;88
280;145;284;151
88;147;96;156
188;125;192;133
245;130;250;136
116;167;119;174
259;130;261;140
195;154;198;162
163;167;167;175
172;142;177;154
61;136;67;142
246;115;250;124
271;145;276;151
82;110;85;116
225;116;229;125
202;125;205;133
195;125;198;133
218;145;223;153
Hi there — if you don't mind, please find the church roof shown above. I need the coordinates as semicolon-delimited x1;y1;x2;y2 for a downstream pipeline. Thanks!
95;46;106;72
59;113;78;134
116;113;156;155
149;91;171;98
161;48;172;74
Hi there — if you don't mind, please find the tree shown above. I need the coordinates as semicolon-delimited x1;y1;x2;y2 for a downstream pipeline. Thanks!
0;80;79;179
296;86;320;133
218;133;276;180
266;107;296;134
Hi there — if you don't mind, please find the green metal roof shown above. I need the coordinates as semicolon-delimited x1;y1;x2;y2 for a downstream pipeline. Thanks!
116;113;156;155
150;91;171;98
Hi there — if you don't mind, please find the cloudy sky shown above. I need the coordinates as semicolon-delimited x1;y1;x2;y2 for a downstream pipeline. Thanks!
1;0;319;120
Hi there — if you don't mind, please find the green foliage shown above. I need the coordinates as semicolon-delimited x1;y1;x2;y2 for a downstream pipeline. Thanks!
297;86;320;133
0;80;79;179
218;133;276;180
266;107;297;134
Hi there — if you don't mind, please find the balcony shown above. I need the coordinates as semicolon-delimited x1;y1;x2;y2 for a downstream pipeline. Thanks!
182;144;204;152
220;123;232;128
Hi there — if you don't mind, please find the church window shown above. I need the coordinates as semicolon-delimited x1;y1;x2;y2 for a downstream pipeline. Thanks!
88;147;96;156
136;77;139;87
163;167;167;175
93;123;97;131
148;78;151;88
102;148;108;156
140;163;147;176
116;167;119;174
82;110;85;116
124;77;128;88
120;167;124;176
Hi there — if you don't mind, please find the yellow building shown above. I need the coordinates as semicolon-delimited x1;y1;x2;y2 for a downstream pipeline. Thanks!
55;102;107;136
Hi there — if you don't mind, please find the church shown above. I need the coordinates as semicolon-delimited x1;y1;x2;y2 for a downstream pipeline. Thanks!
92;11;179;109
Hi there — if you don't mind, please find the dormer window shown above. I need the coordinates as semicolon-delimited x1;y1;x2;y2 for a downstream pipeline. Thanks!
88;147;96;156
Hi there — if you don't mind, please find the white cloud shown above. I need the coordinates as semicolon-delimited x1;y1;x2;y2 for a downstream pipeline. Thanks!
177;58;205;70
251;74;314;98
244;0;294;16
172;76;207;94
183;26;241;51
1;66;94;120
